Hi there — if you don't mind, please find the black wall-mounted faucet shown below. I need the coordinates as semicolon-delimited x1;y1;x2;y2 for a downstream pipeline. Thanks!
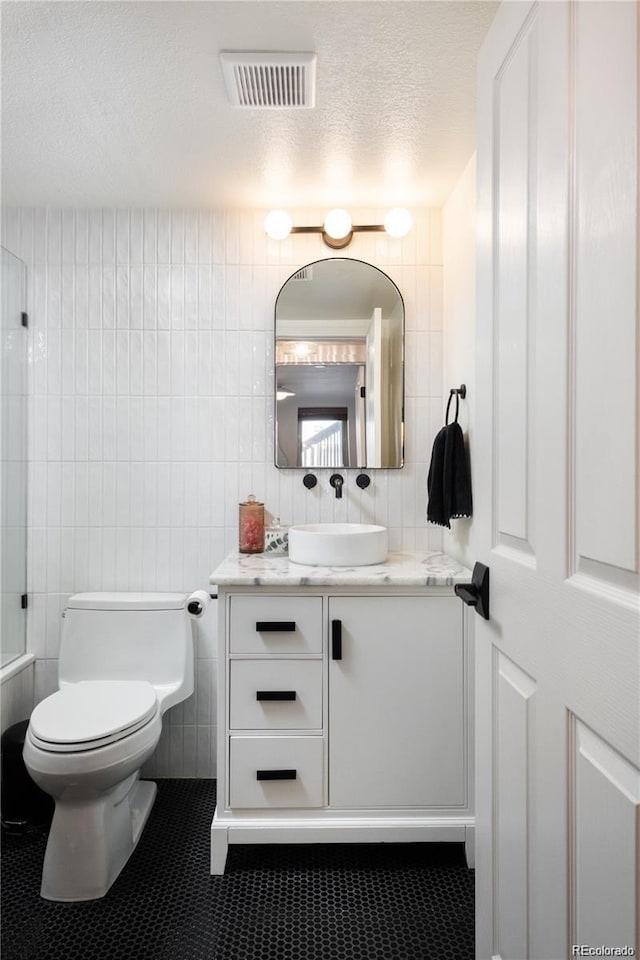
329;474;344;499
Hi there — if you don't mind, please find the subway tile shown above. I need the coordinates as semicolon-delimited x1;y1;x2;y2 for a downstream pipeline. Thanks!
33;209;47;264
130;210;144;265
74;211;89;264
46;527;61;595
20;209;35;264
102;265;115;328
170;264;184;328
185;264;198;330
116;210;130;264
116;399;130;462
60;532;75;594
129;265;143;329
47;209;62;265
61;264;75;329
183;398;200;461
116;266;129;329
157;330;171;395
46;264;61;330
102;396;117;460
128;526;144;589
144;210;158;263
115;527;131;590
197;211;212;264
430;208;443;265
185;212;198;264
46;396;61;460
88;211;102;264
429;265;444;332
102;210;115;266
74;263;89;329
87;526;103;588
143;264;157;329
74;462;89;525
60;463;75;526
29;593;47;660
171;210;185;264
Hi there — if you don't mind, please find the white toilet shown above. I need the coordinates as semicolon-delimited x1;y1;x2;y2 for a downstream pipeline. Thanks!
23;591;195;902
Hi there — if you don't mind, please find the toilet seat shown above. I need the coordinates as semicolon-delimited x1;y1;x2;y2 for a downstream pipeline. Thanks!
29;681;158;753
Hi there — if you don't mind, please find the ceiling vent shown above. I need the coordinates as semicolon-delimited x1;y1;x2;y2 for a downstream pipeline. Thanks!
292;266;313;281
220;52;316;108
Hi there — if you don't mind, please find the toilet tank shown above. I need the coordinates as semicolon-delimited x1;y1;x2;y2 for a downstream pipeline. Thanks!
59;593;194;710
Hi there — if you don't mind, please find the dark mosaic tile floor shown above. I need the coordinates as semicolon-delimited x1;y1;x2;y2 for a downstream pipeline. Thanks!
1;779;474;960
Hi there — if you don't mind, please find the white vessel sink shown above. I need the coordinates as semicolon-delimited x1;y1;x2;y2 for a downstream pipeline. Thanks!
288;523;388;567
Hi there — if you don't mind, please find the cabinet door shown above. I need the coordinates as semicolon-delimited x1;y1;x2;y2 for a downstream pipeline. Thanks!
329;596;464;809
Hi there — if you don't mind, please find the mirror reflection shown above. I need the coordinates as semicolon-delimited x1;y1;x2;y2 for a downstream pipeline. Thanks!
275;258;404;469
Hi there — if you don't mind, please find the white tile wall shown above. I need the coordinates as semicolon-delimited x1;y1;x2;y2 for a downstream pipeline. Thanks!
1;206;444;777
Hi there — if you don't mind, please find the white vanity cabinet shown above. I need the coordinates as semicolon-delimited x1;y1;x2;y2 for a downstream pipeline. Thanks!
210;552;474;875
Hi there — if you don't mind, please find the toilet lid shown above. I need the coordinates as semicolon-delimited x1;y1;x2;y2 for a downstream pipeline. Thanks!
29;681;158;751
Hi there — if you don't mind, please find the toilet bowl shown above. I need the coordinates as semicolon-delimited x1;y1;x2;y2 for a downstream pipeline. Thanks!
22;592;195;902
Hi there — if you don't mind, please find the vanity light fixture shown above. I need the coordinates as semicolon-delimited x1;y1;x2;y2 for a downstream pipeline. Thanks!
264;206;413;249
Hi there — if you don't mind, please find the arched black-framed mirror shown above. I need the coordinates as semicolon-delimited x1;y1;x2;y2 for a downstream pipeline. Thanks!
274;258;404;469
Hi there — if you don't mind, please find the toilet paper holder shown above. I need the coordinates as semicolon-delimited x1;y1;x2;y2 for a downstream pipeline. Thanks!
186;592;217;617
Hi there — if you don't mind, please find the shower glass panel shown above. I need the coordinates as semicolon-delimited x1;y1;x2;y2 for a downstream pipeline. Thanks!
1;247;27;668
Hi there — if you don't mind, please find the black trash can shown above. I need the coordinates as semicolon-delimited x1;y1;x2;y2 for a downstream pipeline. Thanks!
1;720;54;831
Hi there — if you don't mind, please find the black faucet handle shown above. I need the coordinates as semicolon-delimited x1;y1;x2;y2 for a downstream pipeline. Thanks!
329;474;344;499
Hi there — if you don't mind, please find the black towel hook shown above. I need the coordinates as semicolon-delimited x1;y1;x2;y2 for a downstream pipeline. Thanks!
446;384;467;424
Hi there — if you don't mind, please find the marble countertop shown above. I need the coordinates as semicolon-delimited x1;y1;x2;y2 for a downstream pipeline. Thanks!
210;550;472;588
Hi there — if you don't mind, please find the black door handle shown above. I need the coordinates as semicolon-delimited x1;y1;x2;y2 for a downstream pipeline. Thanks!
454;562;490;620
331;619;342;660
256;769;297;781
256;691;297;701
256;621;296;632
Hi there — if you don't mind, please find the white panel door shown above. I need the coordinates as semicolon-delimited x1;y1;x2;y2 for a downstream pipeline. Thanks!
475;3;639;959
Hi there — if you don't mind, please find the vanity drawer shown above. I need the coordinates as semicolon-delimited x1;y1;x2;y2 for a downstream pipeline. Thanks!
230;660;323;730
229;596;322;654
229;736;324;808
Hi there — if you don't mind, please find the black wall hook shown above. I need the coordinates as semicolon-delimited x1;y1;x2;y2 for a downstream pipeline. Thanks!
303;474;317;490
446;384;467;424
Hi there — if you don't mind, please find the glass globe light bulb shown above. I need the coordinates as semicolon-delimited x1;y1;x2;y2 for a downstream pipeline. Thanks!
264;210;293;241
384;207;413;238
323;208;352;240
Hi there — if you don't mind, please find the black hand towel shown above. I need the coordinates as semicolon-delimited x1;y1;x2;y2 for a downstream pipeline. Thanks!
426;425;448;526
427;422;472;528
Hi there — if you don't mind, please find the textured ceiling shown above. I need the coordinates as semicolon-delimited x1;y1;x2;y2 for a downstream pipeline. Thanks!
1;1;498;209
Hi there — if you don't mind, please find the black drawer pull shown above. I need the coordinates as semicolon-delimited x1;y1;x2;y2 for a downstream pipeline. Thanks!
256;690;297;701
256;769;297;781
331;619;342;660
256;621;296;632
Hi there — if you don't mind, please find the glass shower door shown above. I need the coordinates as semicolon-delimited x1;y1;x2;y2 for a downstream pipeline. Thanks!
1;247;27;668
